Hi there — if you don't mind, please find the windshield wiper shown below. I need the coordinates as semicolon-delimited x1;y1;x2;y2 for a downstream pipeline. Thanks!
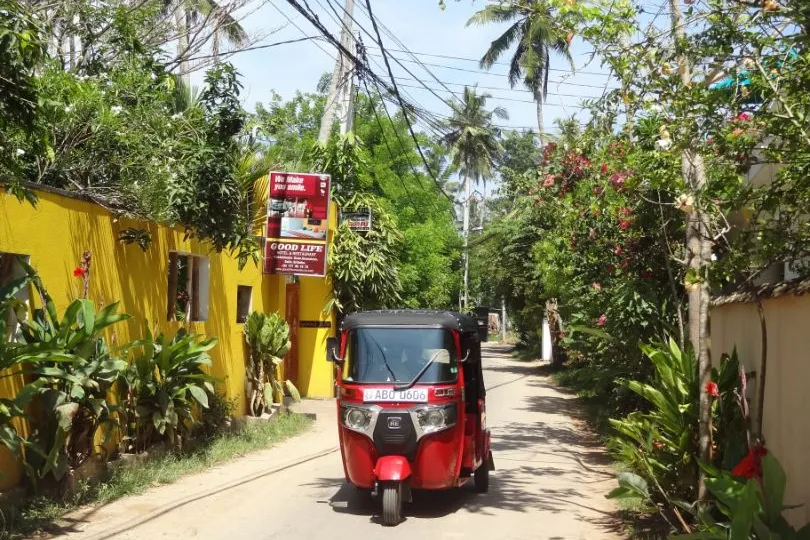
393;352;437;392
367;334;398;383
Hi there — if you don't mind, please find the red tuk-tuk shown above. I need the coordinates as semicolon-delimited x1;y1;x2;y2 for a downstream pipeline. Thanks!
326;310;493;526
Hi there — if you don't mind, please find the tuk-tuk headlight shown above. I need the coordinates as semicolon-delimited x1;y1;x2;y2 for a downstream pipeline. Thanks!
341;405;376;435
414;404;457;436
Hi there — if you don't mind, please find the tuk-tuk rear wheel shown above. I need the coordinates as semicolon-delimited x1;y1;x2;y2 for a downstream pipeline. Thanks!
381;482;402;526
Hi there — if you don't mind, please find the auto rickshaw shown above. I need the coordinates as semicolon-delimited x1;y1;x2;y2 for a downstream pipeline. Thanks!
325;310;493;526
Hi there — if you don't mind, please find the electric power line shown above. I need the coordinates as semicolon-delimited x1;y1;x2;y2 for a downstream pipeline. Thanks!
362;0;456;207
362;45;613;78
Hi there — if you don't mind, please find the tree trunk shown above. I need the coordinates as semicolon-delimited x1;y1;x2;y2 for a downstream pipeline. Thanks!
175;3;190;86
683;150;712;500
535;92;544;147
669;0;712;500
462;174;471;311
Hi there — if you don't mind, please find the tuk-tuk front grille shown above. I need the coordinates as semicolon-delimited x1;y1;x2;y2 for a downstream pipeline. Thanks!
373;411;417;460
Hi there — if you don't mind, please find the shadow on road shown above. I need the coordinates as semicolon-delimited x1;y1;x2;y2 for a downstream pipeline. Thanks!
310;344;624;536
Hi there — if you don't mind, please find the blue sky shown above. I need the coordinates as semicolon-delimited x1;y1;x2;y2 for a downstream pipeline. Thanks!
193;0;617;135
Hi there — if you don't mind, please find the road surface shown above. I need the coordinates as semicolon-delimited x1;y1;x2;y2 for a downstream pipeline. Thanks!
59;344;623;539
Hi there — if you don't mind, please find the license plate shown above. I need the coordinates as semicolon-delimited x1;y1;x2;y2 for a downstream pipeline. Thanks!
362;388;428;403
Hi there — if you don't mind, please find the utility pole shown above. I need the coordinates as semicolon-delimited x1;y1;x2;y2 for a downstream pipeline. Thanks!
501;296;507;342
318;0;356;142
461;175;471;312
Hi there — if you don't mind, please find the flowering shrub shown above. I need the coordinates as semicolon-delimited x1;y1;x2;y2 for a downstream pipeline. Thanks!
607;341;748;519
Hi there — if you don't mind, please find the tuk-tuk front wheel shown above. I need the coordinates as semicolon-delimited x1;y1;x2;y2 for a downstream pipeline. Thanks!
380;482;402;526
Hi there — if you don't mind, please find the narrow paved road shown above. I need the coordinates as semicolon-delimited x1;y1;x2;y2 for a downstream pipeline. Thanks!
60;344;623;539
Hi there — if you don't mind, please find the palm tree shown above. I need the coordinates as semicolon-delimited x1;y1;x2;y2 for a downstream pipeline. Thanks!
441;86;507;310
171;0;249;81
468;0;572;143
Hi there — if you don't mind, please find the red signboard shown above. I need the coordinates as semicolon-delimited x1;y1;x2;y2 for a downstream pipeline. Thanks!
264;240;327;276
264;171;331;277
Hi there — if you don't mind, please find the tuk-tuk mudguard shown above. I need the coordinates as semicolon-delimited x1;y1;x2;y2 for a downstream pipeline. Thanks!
375;455;412;482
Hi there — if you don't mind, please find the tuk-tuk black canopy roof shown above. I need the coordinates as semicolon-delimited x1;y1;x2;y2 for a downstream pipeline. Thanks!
340;310;479;334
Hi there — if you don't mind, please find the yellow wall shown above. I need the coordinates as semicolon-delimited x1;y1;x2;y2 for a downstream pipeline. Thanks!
711;296;810;527
0;187;336;490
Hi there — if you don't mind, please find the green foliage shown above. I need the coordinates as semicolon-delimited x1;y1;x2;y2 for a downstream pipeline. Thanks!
0;0;262;264
168;63;257;259
0;263;46;460
673;455;810;540
0;0;45;201
15;275;130;483
252;87;460;310
243;311;297;416
252;90;324;170
309;132;373;200
120;327;218;452
199;392;237;440
328;192;403;315
467;0;574;124
441;86;507;185
607;340;747;510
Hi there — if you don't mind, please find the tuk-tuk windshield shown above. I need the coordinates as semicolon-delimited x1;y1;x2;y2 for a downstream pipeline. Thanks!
343;328;458;384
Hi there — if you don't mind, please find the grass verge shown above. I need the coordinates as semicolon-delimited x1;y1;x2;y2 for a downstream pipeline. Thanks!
1;413;312;539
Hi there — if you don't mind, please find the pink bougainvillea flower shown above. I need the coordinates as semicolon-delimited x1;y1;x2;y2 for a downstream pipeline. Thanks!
73;267;86;278
732;445;767;479
614;245;624;256
735;112;753;122
597;314;607;327
543;174;556;188
619;219;632;230
609;172;630;189
705;381;720;397
592;282;601;291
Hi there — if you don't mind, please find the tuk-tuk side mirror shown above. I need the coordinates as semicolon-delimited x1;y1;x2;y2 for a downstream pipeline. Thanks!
326;336;343;363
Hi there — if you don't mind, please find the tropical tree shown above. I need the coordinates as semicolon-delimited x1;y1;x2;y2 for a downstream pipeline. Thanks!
468;0;573;141
168;0;249;81
441;86;507;310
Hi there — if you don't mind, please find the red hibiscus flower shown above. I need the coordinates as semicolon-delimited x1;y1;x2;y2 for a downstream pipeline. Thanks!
619;219;632;230
705;381;720;397
614;245;623;256
732;445;767;479
597;314;607;327
73;267;86;278
601;163;609;174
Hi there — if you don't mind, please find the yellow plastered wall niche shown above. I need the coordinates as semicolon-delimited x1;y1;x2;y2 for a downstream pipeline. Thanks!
0;186;336;490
